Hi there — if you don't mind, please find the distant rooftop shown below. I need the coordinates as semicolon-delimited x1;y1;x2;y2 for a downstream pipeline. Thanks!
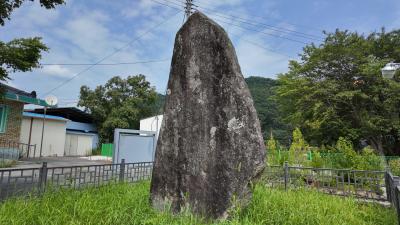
27;107;93;123
23;112;69;122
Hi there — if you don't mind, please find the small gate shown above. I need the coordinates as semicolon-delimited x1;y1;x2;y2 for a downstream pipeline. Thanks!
113;129;156;164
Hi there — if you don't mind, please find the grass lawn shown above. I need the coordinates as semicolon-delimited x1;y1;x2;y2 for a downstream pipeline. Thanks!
0;182;396;225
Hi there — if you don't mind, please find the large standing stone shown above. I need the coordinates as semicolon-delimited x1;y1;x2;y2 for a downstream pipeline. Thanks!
150;12;265;219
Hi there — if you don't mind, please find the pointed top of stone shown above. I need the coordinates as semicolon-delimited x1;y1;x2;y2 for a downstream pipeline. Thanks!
180;11;229;39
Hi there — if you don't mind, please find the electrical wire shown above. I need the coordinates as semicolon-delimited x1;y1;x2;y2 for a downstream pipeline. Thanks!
41;10;182;97
212;16;309;44
41;59;170;66
157;0;320;44
151;0;300;56
165;0;324;41
196;0;324;32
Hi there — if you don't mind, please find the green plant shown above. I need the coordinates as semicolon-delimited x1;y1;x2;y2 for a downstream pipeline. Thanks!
310;151;324;168
92;147;101;156
288;128;308;166
389;159;400;176
0;182;396;225
0;159;16;168
356;146;385;171
331;137;358;169
266;134;280;165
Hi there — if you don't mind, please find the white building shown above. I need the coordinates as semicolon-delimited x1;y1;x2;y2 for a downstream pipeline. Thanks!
20;112;68;157
140;115;163;137
20;110;99;157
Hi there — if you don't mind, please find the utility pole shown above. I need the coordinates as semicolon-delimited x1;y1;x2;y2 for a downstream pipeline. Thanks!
184;0;194;20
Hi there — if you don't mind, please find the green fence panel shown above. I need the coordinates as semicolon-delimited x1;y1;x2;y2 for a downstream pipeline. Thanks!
101;143;113;157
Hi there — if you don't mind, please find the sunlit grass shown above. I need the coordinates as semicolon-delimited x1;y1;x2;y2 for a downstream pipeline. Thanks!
0;181;396;225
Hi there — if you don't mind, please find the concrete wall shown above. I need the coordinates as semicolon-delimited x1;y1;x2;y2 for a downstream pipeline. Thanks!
20;117;67;157
0;99;24;143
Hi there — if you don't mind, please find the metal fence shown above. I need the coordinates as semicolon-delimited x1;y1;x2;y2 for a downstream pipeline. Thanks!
385;172;400;224
264;163;400;224
263;162;387;201
0;159;153;201
0;140;37;161
0;159;399;223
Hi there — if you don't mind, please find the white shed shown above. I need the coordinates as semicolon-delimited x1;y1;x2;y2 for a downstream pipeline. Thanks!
64;131;95;156
20;112;67;157
140;115;163;135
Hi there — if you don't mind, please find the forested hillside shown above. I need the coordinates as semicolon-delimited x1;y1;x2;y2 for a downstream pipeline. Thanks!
245;76;290;145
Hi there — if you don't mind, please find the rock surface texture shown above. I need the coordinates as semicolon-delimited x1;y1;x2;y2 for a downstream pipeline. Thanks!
150;12;265;219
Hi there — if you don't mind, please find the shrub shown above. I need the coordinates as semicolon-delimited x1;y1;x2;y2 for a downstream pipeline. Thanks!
389;159;400;176
266;135;280;165
356;146;385;171
0;159;16;168
309;151;324;168
332;137;358;169
288;128;308;166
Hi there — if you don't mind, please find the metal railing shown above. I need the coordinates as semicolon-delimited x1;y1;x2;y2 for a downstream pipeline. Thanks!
0;140;37;160
385;172;400;224
263;162;387;201
0;160;399;223
0;159;153;201
264;162;400;224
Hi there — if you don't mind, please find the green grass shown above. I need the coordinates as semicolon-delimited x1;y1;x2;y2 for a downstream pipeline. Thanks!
0;159;16;168
0;182;396;225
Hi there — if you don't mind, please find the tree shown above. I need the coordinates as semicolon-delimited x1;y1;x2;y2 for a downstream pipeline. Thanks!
266;133;280;165
1;0;65;26
245;76;291;146
1;0;65;81
0;38;48;81
288;128;308;165
78;75;158;142
276;29;400;155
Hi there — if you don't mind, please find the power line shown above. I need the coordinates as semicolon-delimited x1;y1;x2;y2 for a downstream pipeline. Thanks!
41;59;170;66
41;10;182;97
200;8;324;42
184;0;194;20
166;0;324;41
159;0;322;43
212;16;309;44
191;0;324;32
151;0;299;57
150;0;183;11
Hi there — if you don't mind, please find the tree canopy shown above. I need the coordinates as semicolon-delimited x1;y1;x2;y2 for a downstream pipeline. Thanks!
78;75;159;142
0;0;65;26
0;37;48;81
276;29;400;155
0;0;64;81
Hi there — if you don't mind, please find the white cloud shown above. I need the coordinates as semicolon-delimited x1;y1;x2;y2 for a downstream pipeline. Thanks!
40;65;72;77
121;0;160;18
235;37;290;78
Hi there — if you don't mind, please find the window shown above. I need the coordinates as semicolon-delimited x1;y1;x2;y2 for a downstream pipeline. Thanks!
0;105;9;133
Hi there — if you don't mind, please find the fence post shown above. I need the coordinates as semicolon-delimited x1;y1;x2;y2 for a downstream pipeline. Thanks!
385;172;392;202
119;159;126;182
38;162;48;194
284;161;289;191
395;186;400;225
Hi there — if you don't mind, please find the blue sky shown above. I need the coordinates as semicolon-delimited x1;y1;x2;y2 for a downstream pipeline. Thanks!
1;0;399;106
